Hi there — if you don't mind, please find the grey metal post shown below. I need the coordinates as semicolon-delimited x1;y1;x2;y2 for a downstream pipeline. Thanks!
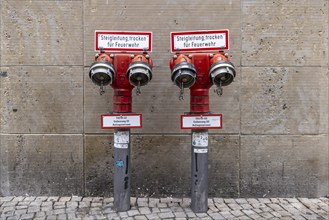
113;129;131;211
191;130;209;213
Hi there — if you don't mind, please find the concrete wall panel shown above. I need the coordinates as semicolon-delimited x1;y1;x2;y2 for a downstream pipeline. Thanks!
84;0;241;66
240;135;329;197
85;135;239;197
1;0;83;66
208;135;240;197
0;0;327;198
0;66;83;133
0;0;2;65
131;135;191;197
241;67;328;135
0;0;2;121
0;134;84;196
242;0;328;67
85;135;114;196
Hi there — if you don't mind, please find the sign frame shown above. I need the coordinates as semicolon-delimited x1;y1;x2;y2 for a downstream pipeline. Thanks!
170;29;229;53
101;113;142;129
95;30;152;52
180;114;222;130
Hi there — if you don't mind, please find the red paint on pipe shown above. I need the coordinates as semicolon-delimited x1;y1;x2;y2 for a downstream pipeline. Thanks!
169;52;231;114
93;52;153;113
189;53;212;114
111;54;134;113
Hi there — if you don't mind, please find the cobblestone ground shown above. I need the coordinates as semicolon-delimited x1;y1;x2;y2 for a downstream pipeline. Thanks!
0;196;328;220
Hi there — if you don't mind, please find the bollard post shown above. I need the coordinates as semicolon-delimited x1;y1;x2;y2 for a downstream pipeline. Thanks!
113;129;131;211
89;40;153;211
191;130;209;212
169;46;236;213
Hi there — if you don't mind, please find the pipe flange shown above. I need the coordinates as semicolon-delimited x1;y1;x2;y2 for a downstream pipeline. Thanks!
89;61;116;86
209;61;236;86
127;61;152;87
171;61;197;88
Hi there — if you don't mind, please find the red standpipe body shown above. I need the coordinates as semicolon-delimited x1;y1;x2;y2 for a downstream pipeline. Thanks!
189;53;213;114
92;52;153;212
169;52;232;213
111;54;134;113
169;52;231;114
94;53;153;113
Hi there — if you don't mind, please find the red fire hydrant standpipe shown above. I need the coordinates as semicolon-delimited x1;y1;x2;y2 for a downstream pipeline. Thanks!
89;50;153;211
170;52;236;213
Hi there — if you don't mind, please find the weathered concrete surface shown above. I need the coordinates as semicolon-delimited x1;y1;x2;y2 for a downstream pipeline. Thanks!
240;135;329;197
242;0;328;66
84;135;114;196
0;134;84;196
0;66;83;134
84;0;241;66
0;0;2;66
1;0;83;66
85;135;239;197
0;0;2;127
208;136;240;197
0;0;328;198
130;135;191;197
241;67;328;134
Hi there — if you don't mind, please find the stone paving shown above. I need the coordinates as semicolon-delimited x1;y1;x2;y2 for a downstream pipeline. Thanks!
0;196;328;220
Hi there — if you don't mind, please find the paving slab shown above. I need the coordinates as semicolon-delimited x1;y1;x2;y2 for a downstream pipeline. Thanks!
0;196;327;219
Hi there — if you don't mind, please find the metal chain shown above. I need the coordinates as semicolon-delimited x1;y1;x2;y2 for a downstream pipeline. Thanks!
136;81;141;96
179;82;184;101
215;81;223;96
99;82;105;95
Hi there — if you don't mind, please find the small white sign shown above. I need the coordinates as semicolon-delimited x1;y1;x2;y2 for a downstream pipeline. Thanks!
101;114;142;129
114;131;129;148
181;114;222;129
114;143;129;149
95;31;152;52
192;131;208;147
194;148;208;153
114;131;129;144
171;30;229;52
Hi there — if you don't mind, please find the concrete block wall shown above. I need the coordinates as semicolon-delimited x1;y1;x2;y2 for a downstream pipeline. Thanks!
0;0;328;197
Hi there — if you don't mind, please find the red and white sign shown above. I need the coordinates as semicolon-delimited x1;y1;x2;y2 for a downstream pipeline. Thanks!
101;114;142;129
170;30;229;52
95;31;152;52
180;114;222;129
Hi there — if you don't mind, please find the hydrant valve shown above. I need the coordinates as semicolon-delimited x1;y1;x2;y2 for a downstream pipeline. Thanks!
169;52;236;99
170;54;196;89
127;55;153;95
89;52;115;95
209;53;236;87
